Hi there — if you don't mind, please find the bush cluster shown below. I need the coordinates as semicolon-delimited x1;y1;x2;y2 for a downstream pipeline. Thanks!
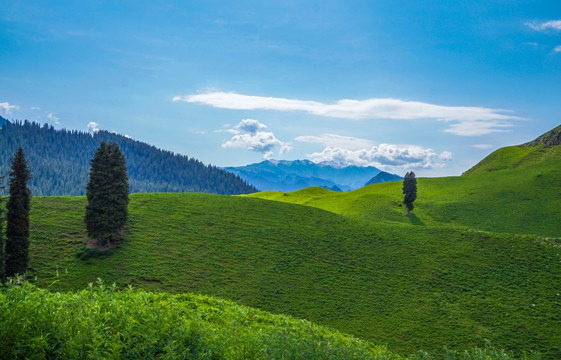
0;282;397;360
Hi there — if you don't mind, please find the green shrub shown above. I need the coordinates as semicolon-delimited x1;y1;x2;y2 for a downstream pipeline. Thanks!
0;282;398;359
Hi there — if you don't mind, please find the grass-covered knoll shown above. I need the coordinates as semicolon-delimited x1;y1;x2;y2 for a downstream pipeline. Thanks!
0;281;395;359
251;153;561;237
463;144;561;176
464;125;561;176
28;194;561;358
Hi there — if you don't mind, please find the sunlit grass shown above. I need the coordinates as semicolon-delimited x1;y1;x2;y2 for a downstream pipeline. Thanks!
26;190;561;358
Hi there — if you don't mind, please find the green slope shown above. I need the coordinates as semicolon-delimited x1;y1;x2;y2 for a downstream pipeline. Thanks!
28;193;561;358
251;153;561;237
462;143;561;176
464;124;561;176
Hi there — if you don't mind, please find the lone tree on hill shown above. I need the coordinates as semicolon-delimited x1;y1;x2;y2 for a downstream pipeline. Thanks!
85;141;129;247
5;147;32;277
402;171;417;215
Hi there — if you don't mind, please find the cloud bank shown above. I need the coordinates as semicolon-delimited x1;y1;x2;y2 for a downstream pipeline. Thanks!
526;20;561;31
0;102;19;115
472;144;493;149
175;92;522;136
222;119;292;159
295;133;374;150
306;144;452;171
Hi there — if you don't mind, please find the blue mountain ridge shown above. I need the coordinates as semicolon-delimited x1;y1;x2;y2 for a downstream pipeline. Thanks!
223;159;382;192
365;171;403;185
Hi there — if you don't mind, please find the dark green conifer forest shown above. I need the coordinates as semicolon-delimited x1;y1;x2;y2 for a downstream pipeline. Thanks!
0;118;256;196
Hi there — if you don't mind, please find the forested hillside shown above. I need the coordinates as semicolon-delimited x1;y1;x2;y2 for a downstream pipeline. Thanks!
0;119;256;195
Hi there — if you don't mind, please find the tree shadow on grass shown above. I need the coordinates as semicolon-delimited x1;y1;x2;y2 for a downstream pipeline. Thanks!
407;213;426;226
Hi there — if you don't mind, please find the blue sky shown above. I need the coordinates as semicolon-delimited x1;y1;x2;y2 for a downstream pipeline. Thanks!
1;1;560;176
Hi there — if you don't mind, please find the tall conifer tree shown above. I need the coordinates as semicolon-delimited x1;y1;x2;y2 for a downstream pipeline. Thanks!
402;171;417;215
85;141;129;246
0;176;5;283
107;142;129;232
5;147;32;276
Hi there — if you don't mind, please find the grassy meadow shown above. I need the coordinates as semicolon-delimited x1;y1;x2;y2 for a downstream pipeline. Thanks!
27;196;561;356
3;141;560;358
251;151;561;237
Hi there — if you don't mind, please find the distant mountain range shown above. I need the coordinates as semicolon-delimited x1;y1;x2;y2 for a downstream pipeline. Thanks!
365;171;403;185
224;160;386;192
0;118;256;196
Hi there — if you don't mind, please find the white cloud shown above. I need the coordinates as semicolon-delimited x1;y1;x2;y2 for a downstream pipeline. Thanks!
472;144;493;149
30;106;41;110
306;144;452;171
443;120;514;136
233;118;268;134
223;132;284;153
0;102;19;115
175;91;522;136
295;134;374;150
439;151;453;161
221;119;292;159
87;121;100;133
555;45;561;53
526;20;561;31
47;112;60;125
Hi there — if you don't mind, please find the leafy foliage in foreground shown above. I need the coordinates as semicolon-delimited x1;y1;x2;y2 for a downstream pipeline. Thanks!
0;282;541;360
0;281;397;360
28;194;561;358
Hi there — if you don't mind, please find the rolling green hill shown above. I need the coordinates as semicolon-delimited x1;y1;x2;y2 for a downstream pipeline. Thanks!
250;152;561;237
463;124;561;176
9;125;561;358
26;192;561;358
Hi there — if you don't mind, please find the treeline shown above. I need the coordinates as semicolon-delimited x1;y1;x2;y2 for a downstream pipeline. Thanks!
0;119;256;196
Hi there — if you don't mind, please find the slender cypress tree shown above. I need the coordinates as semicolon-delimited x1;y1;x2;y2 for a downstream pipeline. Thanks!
5;147;32;277
0;176;5;283
402;171;417;215
107;142;129;233
85;142;129;246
